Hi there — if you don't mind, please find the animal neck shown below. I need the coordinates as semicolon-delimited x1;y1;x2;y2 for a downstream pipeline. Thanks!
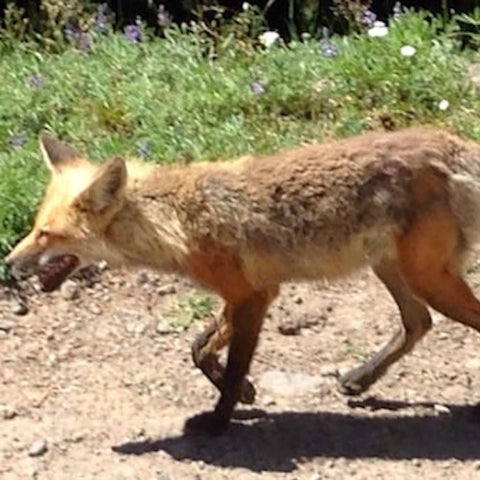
104;163;192;271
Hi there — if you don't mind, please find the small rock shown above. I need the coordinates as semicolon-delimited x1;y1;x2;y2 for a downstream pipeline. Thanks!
157;284;177;296
70;431;86;443
0;404;17;419
259;370;324;396
156;319;173;335
67;321;78;331
294;295;303;305
115;309;141;323
89;304;102;315
152;473;170;480
98;260;108;271
28;439;48;457
434;404;451;415
126;323;137;334
29;466;39;478
0;320;15;333
74;265;101;287
137;272;149;285
61;280;79;301
47;353;58;366
465;358;480;370
278;320;301;336
133;427;146;439
12;301;28;316
299;313;324;329
135;323;147;334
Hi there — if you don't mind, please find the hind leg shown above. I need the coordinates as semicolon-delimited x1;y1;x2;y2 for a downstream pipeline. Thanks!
342;204;480;395
396;208;480;333
191;303;256;404
340;258;432;395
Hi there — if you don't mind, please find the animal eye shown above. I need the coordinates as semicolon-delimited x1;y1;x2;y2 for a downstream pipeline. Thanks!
37;229;50;240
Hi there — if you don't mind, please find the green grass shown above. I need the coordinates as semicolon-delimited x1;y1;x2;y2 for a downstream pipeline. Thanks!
1;10;480;272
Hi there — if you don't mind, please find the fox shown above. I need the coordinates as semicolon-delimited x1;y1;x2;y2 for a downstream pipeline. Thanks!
5;128;480;434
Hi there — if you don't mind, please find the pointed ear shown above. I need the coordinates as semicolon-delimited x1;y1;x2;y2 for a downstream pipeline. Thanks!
76;157;127;214
39;134;82;173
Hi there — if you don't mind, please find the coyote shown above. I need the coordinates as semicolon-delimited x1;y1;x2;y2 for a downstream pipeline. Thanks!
6;128;480;433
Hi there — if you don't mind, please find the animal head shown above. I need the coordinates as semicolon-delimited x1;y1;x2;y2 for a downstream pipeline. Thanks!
5;135;127;291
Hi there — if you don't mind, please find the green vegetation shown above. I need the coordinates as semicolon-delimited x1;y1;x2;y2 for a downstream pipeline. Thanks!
163;294;215;331
1;9;479;275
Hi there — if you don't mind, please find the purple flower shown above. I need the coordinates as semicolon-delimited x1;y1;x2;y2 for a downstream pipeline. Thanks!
157;4;171;29
64;23;92;53
123;24;143;43
320;28;338;58
29;74;44;89
10;133;27;149
250;80;266;96
362;10;377;27
65;24;81;43
321;39;338;58
137;139;150;159
393;2;403;19
94;3;110;34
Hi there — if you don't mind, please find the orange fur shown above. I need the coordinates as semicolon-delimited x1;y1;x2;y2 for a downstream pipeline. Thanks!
6;127;480;433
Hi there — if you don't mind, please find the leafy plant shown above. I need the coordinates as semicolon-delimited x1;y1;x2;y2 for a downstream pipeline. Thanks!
453;7;480;47
0;10;479;282
163;294;215;331
1;3;29;45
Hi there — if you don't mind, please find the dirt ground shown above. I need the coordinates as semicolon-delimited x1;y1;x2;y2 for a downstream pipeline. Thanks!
1;262;480;480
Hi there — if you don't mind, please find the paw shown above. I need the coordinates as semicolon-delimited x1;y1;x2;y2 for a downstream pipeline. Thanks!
239;378;256;405
338;371;371;396
183;411;230;436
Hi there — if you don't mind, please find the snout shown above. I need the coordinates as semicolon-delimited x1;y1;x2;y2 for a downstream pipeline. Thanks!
4;252;13;267
4;252;38;280
3;233;42;277
3;250;24;268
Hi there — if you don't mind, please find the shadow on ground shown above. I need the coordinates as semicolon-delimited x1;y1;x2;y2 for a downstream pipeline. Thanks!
113;398;480;473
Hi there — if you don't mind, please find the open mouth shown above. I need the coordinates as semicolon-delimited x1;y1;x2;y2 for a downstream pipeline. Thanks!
38;255;80;292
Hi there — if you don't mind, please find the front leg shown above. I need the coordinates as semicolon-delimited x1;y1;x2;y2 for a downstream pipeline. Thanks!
191;304;256;404
185;286;278;434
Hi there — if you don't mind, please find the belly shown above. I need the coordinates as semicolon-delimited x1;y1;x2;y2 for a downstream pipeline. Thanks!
241;228;396;287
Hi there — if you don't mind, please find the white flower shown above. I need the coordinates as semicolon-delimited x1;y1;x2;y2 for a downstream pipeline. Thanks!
242;2;250;11
259;31;280;48
438;99;450;111
400;45;416;57
368;21;389;38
